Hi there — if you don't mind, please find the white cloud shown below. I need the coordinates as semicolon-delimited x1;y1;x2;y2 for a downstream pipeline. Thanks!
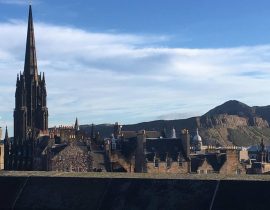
1;20;270;136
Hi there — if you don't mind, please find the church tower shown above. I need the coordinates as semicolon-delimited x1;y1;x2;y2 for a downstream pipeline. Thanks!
12;5;48;170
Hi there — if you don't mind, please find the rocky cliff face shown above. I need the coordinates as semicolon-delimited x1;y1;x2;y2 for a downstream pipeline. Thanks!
201;100;269;128
81;100;270;147
187;100;269;146
202;114;249;128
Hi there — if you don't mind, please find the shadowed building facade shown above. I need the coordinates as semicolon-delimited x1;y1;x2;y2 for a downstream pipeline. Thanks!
5;5;48;170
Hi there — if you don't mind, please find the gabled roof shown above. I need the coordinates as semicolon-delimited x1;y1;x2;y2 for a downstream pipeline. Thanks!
191;153;227;172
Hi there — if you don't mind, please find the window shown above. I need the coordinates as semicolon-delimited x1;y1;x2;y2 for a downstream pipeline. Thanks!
207;170;213;174
178;156;183;167
154;158;159;168
198;169;204;174
236;169;241;174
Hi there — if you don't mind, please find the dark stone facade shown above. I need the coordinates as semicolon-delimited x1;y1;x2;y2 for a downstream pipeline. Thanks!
5;5;48;171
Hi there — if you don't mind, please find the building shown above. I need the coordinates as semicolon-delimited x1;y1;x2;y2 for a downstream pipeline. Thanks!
190;148;246;174
49;142;92;172
36;118;93;172
135;129;190;173
105;124;191;173
106;125;246;174
247;139;270;174
4;6;96;173
5;5;49;170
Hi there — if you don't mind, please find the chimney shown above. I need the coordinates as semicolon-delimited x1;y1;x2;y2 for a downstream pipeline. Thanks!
181;129;190;159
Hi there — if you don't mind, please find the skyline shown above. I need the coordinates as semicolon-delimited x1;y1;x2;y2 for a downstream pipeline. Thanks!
1;1;270;136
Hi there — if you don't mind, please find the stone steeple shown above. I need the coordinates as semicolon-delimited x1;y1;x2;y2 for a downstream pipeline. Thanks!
12;5;49;170
75;117;80;137
75;117;79;132
24;5;38;81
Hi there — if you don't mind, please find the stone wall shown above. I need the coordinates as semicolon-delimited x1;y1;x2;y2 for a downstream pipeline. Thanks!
1;172;270;210
110;152;135;172
219;149;245;174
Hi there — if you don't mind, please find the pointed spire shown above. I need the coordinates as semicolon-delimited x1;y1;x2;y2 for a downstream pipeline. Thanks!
24;5;38;81
4;126;9;144
42;72;45;82
16;74;20;87
75;117;79;132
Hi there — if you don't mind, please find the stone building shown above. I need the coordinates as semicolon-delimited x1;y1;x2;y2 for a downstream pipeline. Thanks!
45;119;93;172
106;125;246;174
190;148;245;174
105;125;191;173
14;120;93;172
49;142;92;172
5;5;49;171
135;129;190;173
247;139;270;174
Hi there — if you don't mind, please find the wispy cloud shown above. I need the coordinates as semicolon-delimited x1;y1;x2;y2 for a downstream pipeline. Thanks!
1;20;270;137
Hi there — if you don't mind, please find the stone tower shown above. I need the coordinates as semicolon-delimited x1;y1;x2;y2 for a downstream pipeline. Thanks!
12;5;48;170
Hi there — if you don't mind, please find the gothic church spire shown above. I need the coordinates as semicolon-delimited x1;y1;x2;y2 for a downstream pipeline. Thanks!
24;5;38;81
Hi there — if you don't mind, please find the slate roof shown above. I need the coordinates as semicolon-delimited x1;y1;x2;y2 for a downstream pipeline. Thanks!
145;138;187;161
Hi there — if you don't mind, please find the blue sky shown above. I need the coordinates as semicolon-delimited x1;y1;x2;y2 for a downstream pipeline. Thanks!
1;0;270;137
1;0;270;47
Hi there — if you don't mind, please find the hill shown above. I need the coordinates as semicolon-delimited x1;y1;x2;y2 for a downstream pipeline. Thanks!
81;100;270;147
